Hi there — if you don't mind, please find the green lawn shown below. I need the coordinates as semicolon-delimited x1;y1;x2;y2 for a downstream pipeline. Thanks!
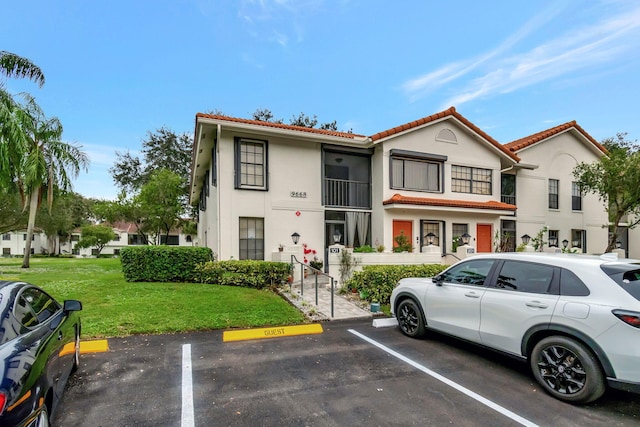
0;257;306;338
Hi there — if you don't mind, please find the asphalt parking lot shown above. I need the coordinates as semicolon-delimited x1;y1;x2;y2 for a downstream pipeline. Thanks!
55;319;640;426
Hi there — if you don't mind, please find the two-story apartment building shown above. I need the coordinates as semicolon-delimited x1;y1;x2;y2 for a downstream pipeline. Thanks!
189;107;610;264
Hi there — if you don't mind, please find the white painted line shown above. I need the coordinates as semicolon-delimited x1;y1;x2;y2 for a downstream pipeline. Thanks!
372;317;398;328
348;329;539;427
181;344;195;427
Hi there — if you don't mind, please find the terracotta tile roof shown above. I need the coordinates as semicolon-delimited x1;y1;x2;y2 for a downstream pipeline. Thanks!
368;107;520;162
382;193;517;211
196;113;365;139
504;121;607;154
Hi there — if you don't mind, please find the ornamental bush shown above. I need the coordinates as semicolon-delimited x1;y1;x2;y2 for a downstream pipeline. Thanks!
193;260;291;289
120;246;214;282
346;264;447;304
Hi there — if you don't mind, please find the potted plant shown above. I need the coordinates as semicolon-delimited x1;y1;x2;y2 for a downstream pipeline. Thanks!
309;257;323;273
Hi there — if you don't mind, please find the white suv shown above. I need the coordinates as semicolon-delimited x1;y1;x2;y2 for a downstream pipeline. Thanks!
390;252;640;404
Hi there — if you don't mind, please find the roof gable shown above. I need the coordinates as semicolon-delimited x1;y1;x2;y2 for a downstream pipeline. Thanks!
368;107;519;162
504;121;607;155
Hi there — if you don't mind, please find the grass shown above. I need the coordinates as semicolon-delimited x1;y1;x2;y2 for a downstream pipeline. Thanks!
0;257;306;338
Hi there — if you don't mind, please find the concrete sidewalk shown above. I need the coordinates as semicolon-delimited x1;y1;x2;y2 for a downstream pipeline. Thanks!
287;273;374;320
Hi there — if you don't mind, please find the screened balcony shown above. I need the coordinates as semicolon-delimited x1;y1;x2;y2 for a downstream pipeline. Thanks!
323;178;371;209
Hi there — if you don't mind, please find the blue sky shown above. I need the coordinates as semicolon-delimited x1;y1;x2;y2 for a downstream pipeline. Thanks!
4;0;640;199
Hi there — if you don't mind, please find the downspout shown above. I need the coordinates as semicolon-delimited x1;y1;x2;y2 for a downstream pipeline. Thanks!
215;123;222;258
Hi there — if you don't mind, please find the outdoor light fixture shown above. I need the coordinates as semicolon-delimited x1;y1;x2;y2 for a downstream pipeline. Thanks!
549;235;558;247
291;232;300;245
572;240;579;248
521;234;531;245
616;240;622;249
333;230;342;244
562;239;569;249
425;232;436;246
461;233;471;245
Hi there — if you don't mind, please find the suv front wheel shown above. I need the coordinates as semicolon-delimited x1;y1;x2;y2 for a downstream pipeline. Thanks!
530;336;606;404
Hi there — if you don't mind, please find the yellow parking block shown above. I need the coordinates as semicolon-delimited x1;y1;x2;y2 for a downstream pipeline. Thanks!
223;324;323;342
80;340;109;354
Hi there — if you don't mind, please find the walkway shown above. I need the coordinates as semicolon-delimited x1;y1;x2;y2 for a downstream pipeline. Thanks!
286;273;373;320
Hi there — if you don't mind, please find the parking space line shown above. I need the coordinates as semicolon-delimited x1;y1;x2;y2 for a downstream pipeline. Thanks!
223;323;323;342
182;344;195;427
348;329;539;427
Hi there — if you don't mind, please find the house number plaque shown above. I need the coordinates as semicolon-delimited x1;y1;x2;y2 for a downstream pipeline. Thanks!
290;191;307;198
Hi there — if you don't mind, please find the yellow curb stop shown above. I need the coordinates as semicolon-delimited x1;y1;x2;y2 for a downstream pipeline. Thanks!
80;340;109;354
223;324;323;342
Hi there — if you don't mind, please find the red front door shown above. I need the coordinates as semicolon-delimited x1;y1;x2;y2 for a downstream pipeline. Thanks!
393;220;413;252
477;224;492;253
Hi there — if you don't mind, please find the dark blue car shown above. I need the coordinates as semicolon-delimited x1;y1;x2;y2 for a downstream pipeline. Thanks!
0;281;81;426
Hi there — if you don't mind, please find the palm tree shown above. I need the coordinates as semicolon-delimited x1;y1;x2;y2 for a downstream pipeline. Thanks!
1;51;45;205
12;94;88;267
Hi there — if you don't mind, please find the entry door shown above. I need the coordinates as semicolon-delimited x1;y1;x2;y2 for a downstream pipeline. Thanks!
477;224;492;253
392;220;413;251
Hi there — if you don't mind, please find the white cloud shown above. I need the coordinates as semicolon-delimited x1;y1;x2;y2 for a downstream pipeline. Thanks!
402;2;640;109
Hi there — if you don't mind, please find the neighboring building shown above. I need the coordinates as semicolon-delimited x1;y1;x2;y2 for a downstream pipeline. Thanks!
0;230;47;257
189;106;610;264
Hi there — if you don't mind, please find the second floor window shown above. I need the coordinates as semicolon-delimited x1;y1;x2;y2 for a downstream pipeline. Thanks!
452;165;492;195
549;179;559;209
572;182;582;211
391;158;441;192
235;138;267;190
2;233;10;241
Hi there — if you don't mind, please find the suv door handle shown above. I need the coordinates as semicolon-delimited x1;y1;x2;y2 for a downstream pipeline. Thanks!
464;292;481;298
526;301;548;309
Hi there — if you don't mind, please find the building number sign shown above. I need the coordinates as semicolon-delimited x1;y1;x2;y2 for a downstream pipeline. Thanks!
290;191;307;198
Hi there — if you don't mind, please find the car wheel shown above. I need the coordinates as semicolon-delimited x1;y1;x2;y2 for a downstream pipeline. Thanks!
530;336;606;404
71;329;80;373
397;299;426;338
35;404;50;427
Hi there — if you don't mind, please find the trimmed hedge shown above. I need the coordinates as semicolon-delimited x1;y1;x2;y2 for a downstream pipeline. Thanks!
120;246;214;282
193;260;291;289
346;264;448;304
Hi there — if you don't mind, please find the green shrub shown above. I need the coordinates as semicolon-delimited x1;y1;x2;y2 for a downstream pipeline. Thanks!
194;260;291;289
353;245;375;253
347;264;448;304
120;246;213;282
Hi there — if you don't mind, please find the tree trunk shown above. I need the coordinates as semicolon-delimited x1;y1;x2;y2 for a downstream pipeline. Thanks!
22;190;39;268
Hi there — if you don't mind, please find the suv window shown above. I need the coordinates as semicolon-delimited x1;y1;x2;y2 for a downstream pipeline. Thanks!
495;260;554;293
440;259;495;286
601;264;640;301
559;268;590;296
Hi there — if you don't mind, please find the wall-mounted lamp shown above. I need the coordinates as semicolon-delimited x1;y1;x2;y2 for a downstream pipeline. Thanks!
521;234;531;245
291;232;300;245
562;239;569;249
333;230;342;244
616;240;622;249
425;232;436;246
549;236;558;247
461;233;471;245
572;240;579;248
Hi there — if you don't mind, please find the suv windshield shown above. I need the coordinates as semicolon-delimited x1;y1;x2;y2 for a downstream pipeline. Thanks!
601;263;640;301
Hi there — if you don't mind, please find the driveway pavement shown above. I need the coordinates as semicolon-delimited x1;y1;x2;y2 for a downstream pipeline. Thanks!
54;319;640;426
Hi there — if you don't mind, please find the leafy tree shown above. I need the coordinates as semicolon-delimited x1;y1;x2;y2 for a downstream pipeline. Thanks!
289;112;318;128
252;108;283;123
37;191;92;254
0;186;28;234
180;219;198;246
136;169;185;244
6;94;88;267
93;193;149;245
573;132;640;252
75;224;116;256
110;127;192;195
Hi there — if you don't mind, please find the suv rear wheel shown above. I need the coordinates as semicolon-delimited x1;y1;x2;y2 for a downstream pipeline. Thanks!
530;336;606;404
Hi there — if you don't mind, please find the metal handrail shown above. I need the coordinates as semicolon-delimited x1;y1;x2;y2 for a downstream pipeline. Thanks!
291;254;335;318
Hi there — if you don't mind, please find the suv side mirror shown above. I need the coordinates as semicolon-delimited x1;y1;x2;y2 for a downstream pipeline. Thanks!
63;300;83;312
433;274;444;286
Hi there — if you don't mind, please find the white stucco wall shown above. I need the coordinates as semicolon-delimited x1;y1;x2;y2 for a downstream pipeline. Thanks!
514;131;608;253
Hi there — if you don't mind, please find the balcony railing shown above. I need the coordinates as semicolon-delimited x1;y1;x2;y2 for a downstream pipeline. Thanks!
501;194;516;205
323;178;371;209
